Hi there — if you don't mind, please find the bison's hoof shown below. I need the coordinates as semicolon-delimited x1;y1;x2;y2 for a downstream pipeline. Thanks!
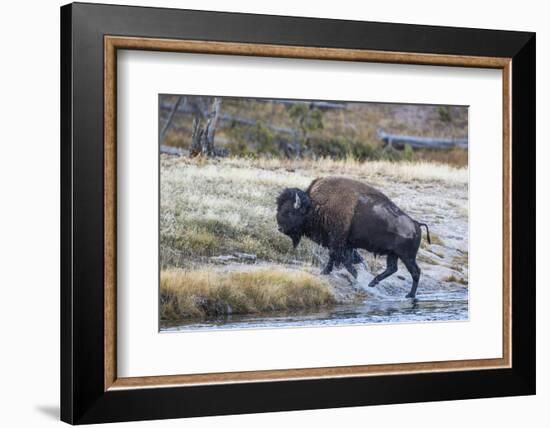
368;280;378;288
406;292;416;298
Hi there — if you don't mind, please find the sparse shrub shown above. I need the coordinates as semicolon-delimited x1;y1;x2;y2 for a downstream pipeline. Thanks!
308;137;399;162
438;106;452;123
226;137;254;157
252;123;277;155
452;252;469;268
445;274;459;283
351;140;384;161
288;104;324;135
308;136;350;159
444;274;468;285
186;230;216;254
403;143;415;161
288;104;324;156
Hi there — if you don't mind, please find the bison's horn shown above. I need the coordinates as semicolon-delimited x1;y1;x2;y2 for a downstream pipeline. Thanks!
294;193;301;210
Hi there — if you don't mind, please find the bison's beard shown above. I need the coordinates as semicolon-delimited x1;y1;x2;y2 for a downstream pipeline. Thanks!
288;231;302;249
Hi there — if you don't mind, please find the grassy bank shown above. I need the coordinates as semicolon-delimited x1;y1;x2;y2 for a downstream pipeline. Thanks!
160;156;467;269
160;267;336;320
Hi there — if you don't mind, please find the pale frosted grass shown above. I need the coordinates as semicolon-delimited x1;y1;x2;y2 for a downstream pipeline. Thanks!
165;159;312;189
160;155;467;268
161;158;308;233
161;165;281;228
160;156;467;240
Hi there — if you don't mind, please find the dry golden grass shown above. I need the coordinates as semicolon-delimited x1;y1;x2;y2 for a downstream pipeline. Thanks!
238;156;468;185
160;267;336;320
420;230;444;249
411;147;468;168
451;252;470;273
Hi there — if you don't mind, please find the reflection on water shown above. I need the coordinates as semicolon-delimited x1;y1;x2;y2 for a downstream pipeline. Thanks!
160;289;468;332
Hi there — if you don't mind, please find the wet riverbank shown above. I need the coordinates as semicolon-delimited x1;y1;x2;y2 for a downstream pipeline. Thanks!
160;287;468;332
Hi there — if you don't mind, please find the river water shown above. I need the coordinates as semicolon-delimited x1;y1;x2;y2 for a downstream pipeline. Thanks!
160;288;468;332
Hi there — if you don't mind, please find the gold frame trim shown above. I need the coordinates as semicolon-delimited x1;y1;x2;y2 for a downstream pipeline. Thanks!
104;36;512;391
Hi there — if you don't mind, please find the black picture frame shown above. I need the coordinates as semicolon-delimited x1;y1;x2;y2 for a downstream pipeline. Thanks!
61;2;535;424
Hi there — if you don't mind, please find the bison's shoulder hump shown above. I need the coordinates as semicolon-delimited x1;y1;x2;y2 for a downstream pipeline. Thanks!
308;176;385;203
306;177;364;233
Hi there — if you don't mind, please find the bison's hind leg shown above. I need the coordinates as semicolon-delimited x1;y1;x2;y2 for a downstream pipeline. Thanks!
368;254;398;287
402;257;421;298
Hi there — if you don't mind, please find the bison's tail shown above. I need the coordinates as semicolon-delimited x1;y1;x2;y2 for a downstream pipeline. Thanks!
418;222;431;245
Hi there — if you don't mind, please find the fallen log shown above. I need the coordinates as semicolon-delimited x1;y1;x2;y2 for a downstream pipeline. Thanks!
160;145;187;156
160;99;346;112
377;129;468;150
257;99;347;110
160;102;299;136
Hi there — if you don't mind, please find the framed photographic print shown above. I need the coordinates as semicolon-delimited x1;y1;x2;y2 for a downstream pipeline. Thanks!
60;2;535;424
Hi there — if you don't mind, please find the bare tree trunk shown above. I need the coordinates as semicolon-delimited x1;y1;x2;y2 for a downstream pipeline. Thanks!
190;97;222;157
190;118;203;156
205;97;221;154
160;96;185;145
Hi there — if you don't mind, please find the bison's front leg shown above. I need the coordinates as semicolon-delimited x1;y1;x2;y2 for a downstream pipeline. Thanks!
341;248;358;279
351;249;364;265
320;256;335;275
328;232;357;278
351;249;368;271
321;246;345;276
321;249;358;278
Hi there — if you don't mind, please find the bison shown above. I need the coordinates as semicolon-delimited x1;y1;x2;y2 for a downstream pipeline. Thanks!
276;176;431;298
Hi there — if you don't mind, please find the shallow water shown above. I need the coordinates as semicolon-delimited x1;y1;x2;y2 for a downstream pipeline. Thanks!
160;288;468;332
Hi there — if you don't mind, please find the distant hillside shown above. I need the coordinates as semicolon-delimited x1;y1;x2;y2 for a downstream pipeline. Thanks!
160;95;468;166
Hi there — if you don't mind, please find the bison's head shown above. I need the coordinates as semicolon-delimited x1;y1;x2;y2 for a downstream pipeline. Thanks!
276;188;311;248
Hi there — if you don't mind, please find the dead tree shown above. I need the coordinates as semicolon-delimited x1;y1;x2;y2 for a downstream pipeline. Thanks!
160;96;185;145
190;97;222;157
